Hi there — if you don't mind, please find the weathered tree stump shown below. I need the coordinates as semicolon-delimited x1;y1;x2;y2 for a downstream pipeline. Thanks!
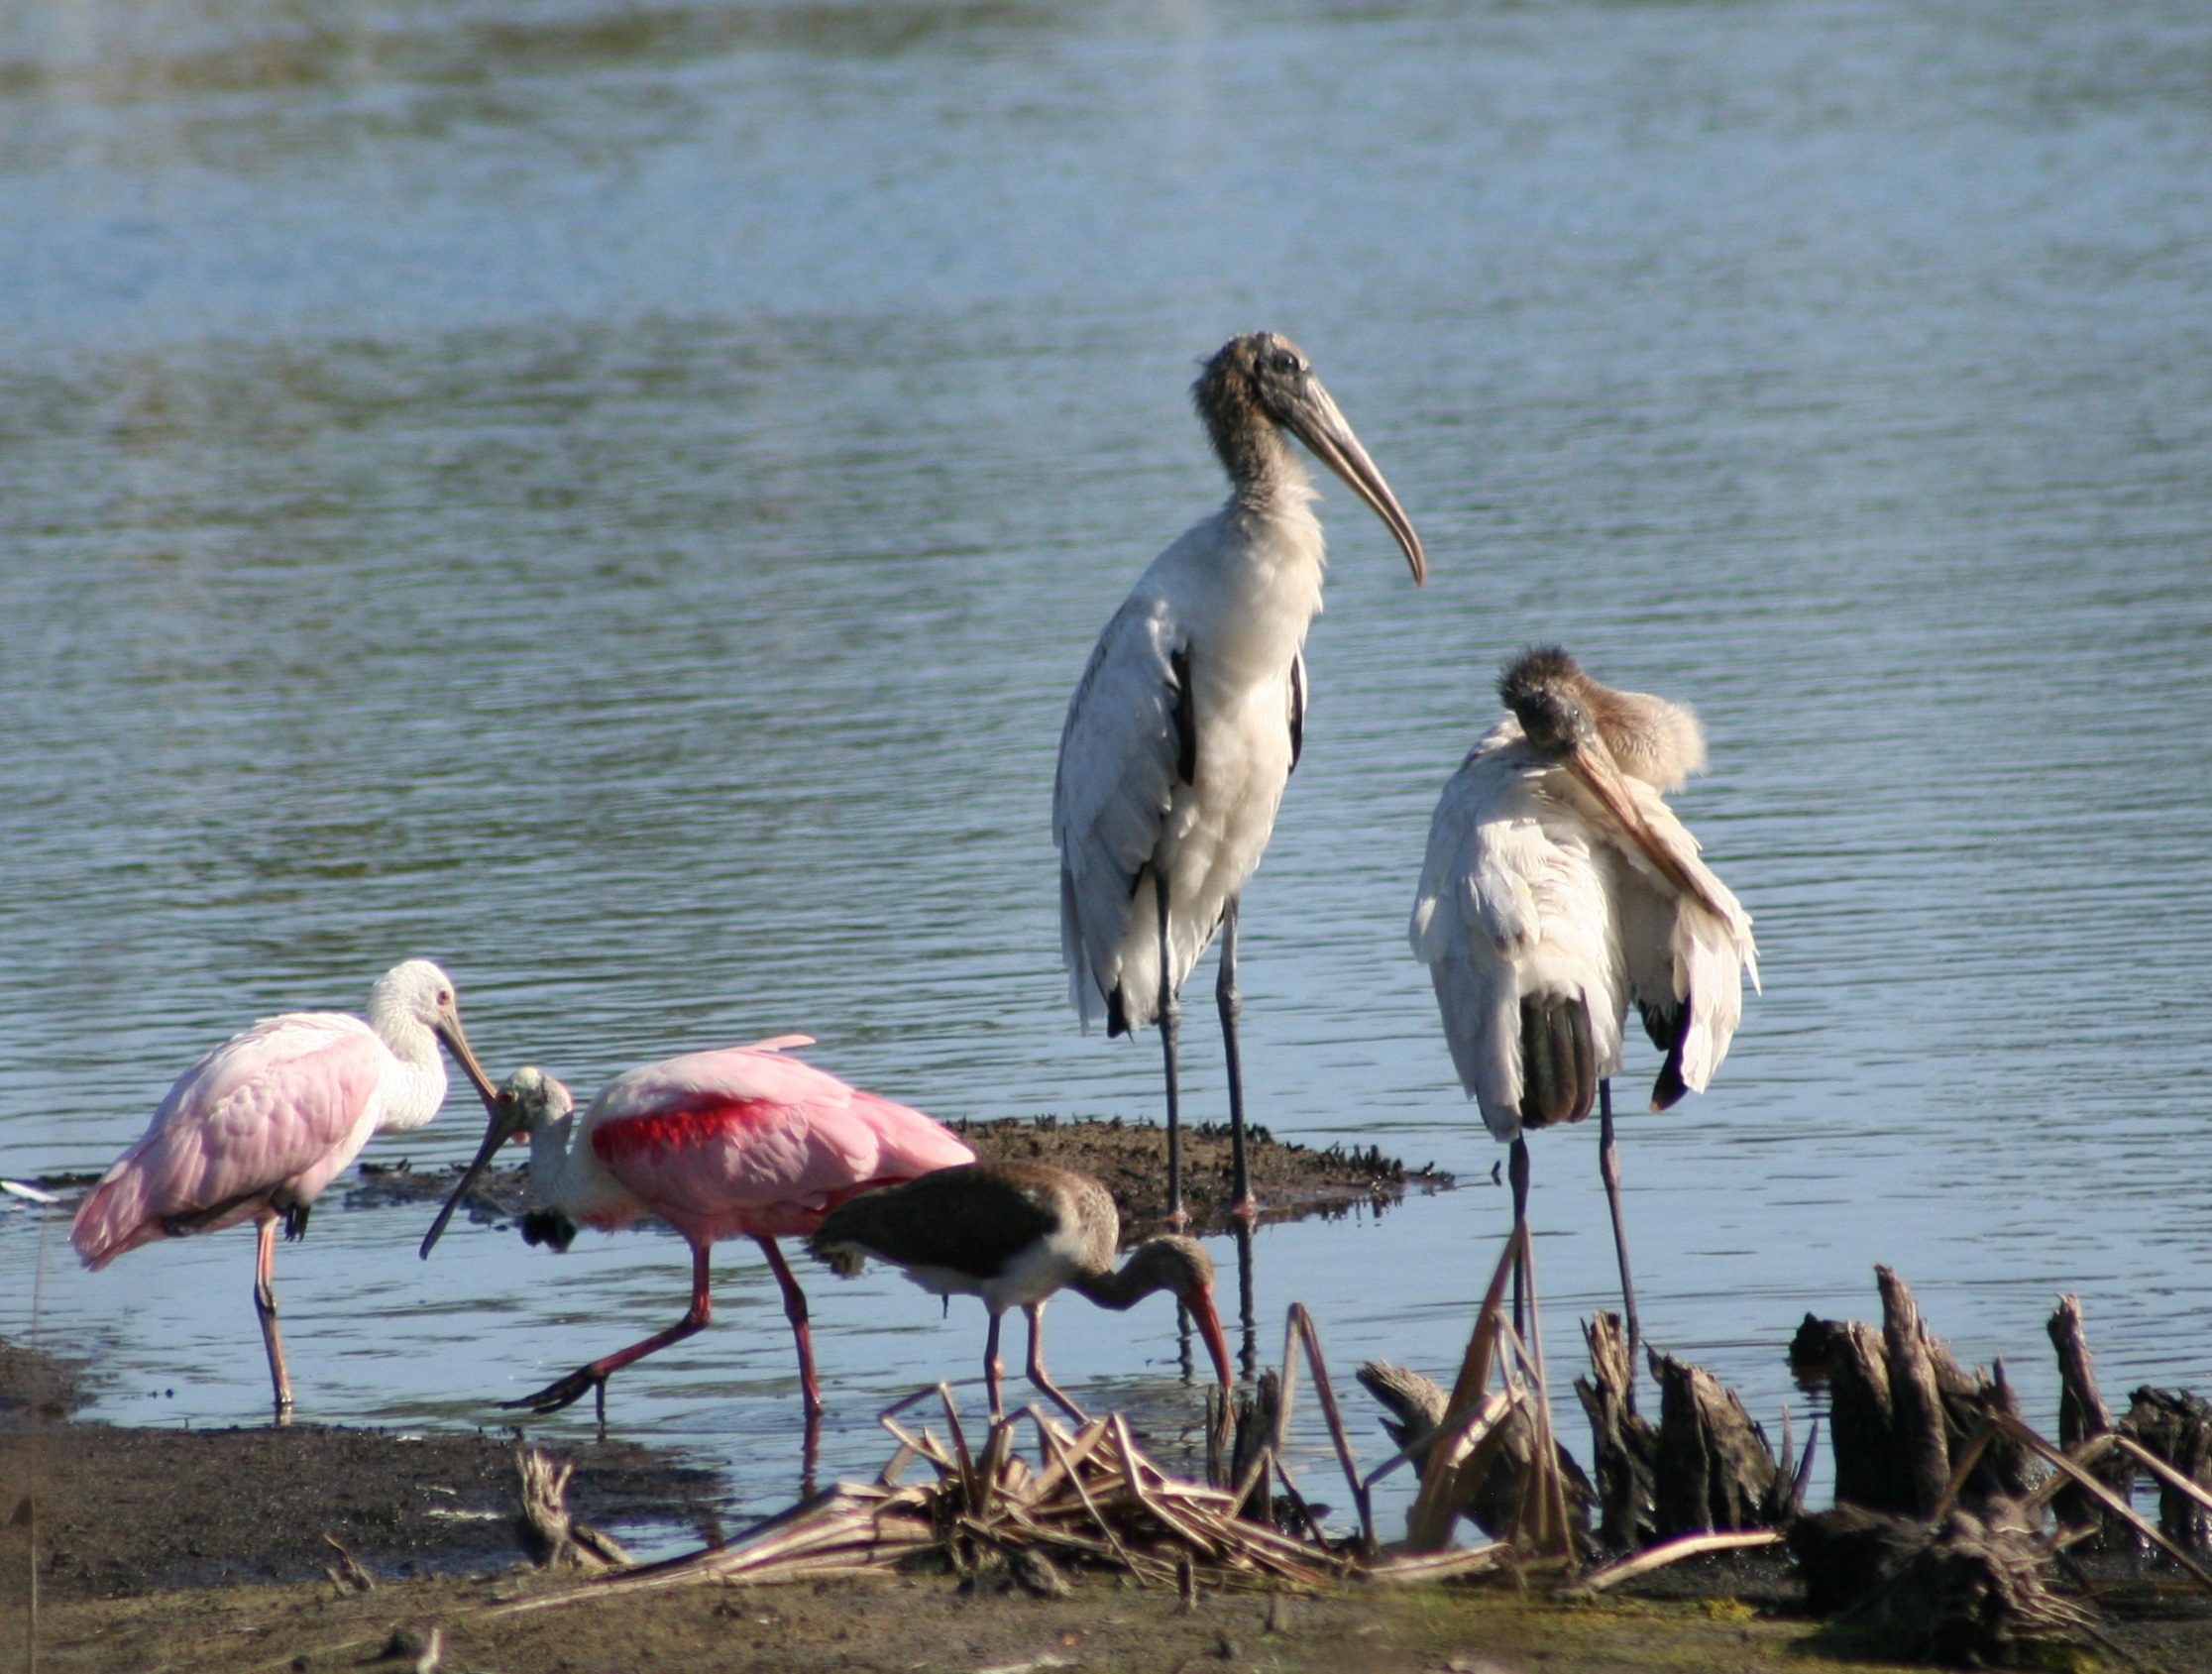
1356;1359;1595;1548
1649;1349;1793;1537
1877;1266;1952;1517
1573;1311;1656;1552
1228;1369;1282;1521
1801;1499;2096;1665
1792;1268;2030;1518
2046;1294;2134;1549
2125;1386;2212;1551
514;1446;630;1572
1792;1314;1912;1513
1787;1502;1925;1616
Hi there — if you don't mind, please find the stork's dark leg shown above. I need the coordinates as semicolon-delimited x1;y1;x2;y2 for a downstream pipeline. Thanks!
754;1236;823;1419
253;1217;294;1424
1507;1137;1531;1343
1216;894;1256;1217
1232;1217;1258;1382
505;1241;714;1422
1155;869;1185;1226
1598;1080;1640;1370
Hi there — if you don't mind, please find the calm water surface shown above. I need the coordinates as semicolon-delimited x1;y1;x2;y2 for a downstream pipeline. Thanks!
3;0;2210;1544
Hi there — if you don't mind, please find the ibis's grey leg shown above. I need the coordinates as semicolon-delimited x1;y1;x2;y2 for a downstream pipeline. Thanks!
1155;869;1185;1225
984;1309;1007;1419
1508;1137;1531;1342
1598;1079;1640;1369
1216;894;1255;1217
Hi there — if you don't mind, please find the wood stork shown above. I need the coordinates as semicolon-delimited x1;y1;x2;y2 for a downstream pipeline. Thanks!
71;959;498;1418
1053;332;1426;1221
811;1159;1232;1422
1409;647;1758;1362
421;1044;973;1424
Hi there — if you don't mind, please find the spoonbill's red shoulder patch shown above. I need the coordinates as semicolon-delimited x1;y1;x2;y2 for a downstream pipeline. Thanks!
592;1100;783;1166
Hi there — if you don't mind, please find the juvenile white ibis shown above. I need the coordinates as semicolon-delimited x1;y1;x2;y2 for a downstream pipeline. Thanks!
810;1160;1233;1422
70;959;498;1418
1053;332;1426;1220
422;1041;974;1423
1409;647;1758;1360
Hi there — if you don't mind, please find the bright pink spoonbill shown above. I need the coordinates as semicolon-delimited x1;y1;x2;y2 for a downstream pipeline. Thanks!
70;959;498;1420
421;1039;975;1424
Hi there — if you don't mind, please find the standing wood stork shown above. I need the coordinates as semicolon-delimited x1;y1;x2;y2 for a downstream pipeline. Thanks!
70;959;498;1418
421;1042;974;1425
1054;332;1426;1221
810;1160;1232;1422
1409;647;1758;1362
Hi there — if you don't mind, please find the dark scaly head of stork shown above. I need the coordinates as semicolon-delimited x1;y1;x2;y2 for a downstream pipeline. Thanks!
1499;645;1730;918
1499;645;1706;793
1194;332;1426;585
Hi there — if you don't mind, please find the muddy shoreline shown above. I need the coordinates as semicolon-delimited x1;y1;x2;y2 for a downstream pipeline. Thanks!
4;1117;1446;1606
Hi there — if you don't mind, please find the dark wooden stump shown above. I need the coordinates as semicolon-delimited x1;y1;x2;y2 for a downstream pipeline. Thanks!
1649;1349;1792;1537
2046;1294;2132;1549
1573;1311;1656;1552
1793;1268;2028;1519
2125;1386;2212;1551
1356;1359;1595;1549
1791;1314;1910;1513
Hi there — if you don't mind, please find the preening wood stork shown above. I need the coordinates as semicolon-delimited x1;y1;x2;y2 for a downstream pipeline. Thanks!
71;960;498;1418
1409;647;1758;1362
811;1160;1232;1423
1053;332;1426;1220
421;1043;973;1426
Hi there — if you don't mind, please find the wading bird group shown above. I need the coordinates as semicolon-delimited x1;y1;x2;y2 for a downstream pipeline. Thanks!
57;331;1755;1439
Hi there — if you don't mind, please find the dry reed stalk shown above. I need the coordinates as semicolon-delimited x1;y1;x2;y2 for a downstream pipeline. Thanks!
1988;1413;2212;1592
1574;1529;1784;1594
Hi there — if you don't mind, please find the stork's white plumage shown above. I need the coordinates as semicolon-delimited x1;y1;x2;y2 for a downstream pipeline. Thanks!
1410;646;1757;1359
1053;332;1425;1217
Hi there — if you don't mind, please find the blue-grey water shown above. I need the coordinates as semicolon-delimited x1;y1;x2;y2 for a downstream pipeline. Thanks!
3;0;2210;1550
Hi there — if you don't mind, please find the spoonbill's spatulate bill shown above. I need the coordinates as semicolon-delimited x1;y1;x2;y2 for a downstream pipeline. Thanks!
1053;331;1426;1222
811;1159;1232;1423
1410;647;1759;1361
70;959;498;1419
423;1043;974;1425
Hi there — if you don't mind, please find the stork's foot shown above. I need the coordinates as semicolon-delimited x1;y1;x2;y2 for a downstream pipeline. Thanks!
501;1366;607;1417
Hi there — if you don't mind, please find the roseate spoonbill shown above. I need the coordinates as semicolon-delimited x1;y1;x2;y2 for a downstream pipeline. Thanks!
421;1042;974;1423
810;1160;1232;1422
1409;647;1758;1360
69;959;498;1418
1054;332;1426;1221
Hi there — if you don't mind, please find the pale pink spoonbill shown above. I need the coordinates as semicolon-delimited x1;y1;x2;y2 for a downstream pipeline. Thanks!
811;1160;1232;1422
70;959;498;1418
421;1040;974;1423
1410;647;1759;1361
1054;332;1425;1221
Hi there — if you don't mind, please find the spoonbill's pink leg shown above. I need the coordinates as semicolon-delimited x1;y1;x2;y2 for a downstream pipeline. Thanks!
752;1236;823;1418
505;1242;714;1424
253;1217;294;1423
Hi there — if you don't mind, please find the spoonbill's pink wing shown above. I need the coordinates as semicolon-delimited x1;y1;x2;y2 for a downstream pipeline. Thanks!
584;1046;974;1243
71;1013;387;1268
